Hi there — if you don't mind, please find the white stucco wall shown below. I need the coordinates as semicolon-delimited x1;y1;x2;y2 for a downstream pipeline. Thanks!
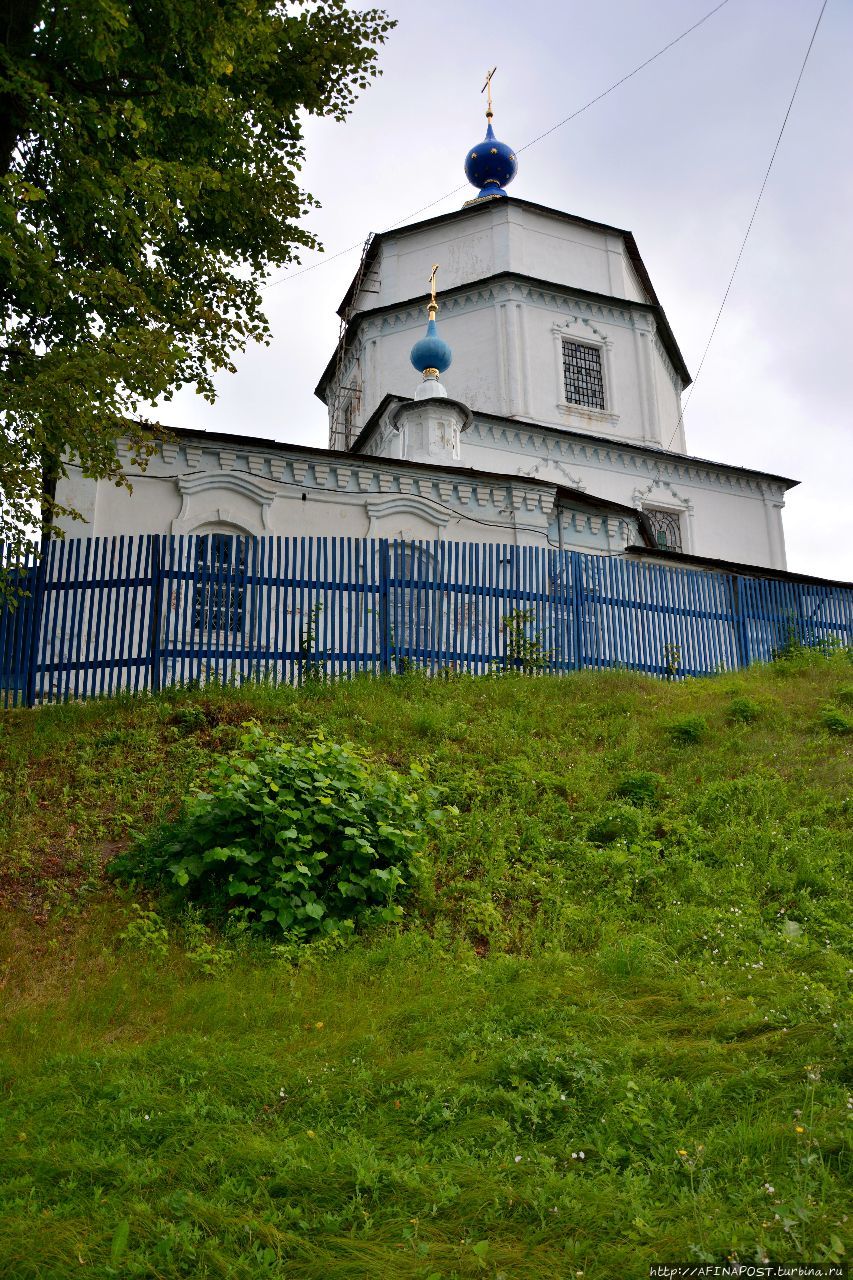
454;415;790;570
353;200;650;314
53;432;642;560
335;278;684;450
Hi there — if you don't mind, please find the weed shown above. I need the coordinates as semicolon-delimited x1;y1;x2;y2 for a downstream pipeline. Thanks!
819;705;851;735
117;903;169;959
613;771;662;807
586;808;642;846
666;713;708;744
728;695;761;724
499;609;550;674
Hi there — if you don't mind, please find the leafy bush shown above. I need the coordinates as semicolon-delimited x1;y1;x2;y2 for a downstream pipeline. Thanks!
820;705;852;736
111;725;447;938
835;685;853;707
666;714;708;745
727;695;761;724
587;808;641;846
613;771;662;807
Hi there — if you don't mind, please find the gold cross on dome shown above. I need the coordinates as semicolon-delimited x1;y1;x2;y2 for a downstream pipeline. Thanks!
429;263;439;307
481;66;497;115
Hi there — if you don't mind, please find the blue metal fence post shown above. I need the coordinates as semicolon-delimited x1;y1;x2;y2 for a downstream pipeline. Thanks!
378;538;392;674
146;535;164;694
569;551;585;670
732;575;751;671
25;546;48;708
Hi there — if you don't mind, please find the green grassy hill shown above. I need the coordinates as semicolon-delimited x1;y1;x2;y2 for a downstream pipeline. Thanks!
0;653;851;1279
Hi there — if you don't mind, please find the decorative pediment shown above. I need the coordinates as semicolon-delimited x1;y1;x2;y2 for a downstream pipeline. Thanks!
365;495;450;540
173;470;278;536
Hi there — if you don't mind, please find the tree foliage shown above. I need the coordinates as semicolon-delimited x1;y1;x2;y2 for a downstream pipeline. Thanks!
0;0;394;557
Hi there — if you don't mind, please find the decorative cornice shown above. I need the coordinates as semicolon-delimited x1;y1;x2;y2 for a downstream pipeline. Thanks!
467;418;776;499
356;281;641;349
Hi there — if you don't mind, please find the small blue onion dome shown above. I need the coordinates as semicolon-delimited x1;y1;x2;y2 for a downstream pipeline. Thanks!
464;120;517;200
410;314;452;376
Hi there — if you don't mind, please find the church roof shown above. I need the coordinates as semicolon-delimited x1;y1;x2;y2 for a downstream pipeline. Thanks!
626;547;851;591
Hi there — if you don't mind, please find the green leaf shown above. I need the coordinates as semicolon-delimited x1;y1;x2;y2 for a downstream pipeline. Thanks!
110;1220;130;1266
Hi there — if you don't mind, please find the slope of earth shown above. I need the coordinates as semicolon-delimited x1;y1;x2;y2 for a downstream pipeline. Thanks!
0;652;850;1278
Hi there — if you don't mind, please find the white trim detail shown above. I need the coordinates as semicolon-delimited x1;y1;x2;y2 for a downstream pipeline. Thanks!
173;470;277;535
551;319;619;426
365;495;451;539
632;480;695;554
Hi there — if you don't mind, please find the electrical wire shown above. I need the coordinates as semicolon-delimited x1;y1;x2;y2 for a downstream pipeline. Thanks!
261;0;734;292
665;0;829;449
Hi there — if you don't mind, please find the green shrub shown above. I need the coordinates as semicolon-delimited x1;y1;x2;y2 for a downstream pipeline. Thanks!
666;714;708;745
111;724;447;939
727;695;761;724
587;808;642;846
820;705;852;736
613;771;662;807
836;685;853;707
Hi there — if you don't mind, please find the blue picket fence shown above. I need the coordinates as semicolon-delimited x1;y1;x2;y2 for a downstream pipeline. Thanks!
1;535;851;707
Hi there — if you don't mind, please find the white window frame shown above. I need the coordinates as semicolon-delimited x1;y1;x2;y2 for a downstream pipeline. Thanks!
551;322;619;426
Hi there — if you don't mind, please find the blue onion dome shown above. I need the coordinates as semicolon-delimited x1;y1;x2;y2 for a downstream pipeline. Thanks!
464;118;517;200
410;309;452;377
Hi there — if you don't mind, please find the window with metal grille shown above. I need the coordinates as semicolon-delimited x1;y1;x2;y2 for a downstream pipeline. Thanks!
562;339;605;410
645;509;682;552
193;534;247;633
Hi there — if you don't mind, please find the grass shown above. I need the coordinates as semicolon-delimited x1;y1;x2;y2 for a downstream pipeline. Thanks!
0;650;851;1278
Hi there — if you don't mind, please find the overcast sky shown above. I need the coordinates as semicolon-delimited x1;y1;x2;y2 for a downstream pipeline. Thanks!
166;0;852;581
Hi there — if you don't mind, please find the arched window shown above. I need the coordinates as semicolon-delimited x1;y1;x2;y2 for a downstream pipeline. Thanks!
192;532;250;634
645;508;683;552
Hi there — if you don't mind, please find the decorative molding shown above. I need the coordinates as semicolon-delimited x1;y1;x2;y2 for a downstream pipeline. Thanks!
363;279;641;345
467;418;776;500
365;495;450;540
632;479;695;554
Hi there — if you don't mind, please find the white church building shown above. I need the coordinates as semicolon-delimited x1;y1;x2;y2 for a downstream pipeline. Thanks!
55;98;796;573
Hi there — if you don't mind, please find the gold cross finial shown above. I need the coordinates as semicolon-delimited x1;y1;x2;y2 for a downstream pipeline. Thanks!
481;66;497;118
428;264;439;317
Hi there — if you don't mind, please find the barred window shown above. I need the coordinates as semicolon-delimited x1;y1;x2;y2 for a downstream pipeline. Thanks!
645;509;682;552
562;340;605;410
193;534;247;633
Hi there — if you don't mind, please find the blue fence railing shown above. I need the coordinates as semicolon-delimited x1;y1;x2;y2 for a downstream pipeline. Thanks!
1;536;851;706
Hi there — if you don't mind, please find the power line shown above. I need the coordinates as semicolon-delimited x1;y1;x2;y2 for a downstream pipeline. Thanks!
666;0;829;449
262;0;734;292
